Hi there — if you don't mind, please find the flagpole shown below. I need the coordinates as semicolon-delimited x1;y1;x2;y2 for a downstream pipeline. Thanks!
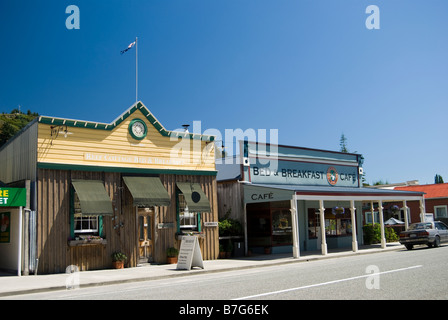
135;37;138;103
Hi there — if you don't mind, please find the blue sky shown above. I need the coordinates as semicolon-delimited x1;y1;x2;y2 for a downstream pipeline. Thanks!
1;0;447;185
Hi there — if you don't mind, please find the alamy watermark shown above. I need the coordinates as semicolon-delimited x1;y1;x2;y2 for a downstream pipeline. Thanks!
365;265;380;289
168;121;279;170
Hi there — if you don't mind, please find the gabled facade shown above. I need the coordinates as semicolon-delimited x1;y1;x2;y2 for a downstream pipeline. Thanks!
0;102;219;275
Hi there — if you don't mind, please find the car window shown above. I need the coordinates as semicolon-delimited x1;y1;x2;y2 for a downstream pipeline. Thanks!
436;222;448;230
409;223;432;230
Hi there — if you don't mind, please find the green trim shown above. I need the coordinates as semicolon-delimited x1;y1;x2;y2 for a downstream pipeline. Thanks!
37;162;217;176
128;118;147;140
38;101;215;142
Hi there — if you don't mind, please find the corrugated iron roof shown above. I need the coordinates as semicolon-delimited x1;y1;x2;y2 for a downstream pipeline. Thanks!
395;183;448;199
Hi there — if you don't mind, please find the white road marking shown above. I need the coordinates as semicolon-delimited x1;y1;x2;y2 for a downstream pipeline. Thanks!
233;265;423;300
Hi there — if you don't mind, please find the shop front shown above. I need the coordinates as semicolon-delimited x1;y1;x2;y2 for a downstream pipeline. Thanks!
0;186;28;275
217;141;425;258
0;102;219;274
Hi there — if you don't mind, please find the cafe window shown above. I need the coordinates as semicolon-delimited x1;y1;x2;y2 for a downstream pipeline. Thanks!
178;193;198;230
272;208;292;246
72;191;100;237
308;208;352;238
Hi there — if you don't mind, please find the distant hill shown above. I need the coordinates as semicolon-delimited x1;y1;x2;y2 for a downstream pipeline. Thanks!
0;109;39;147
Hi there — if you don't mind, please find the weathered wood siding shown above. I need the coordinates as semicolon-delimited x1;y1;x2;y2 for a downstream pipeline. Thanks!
36;168;218;274
217;180;244;222
0;120;37;184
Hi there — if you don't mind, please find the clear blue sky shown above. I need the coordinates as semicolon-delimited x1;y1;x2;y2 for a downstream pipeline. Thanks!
1;0;447;185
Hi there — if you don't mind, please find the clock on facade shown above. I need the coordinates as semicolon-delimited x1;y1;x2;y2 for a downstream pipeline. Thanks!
128;118;147;140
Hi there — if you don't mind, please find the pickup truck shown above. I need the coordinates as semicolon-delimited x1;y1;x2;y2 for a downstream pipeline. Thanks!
399;221;448;250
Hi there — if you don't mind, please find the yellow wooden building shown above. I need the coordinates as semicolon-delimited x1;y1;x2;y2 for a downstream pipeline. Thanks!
0;102;219;274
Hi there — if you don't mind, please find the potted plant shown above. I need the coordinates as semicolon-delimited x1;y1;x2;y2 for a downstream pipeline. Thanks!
219;244;226;259
166;247;179;264
111;251;127;269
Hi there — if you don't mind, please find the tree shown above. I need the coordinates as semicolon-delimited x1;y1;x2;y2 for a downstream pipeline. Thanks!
0;108;39;147
435;174;444;184
339;133;349;153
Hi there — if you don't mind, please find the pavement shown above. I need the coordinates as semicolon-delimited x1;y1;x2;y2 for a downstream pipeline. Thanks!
0;242;405;297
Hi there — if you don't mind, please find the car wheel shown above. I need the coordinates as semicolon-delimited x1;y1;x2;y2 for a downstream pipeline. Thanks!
405;244;413;250
434;236;440;248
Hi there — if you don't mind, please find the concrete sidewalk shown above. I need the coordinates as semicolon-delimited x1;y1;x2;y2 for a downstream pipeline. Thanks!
0;242;405;297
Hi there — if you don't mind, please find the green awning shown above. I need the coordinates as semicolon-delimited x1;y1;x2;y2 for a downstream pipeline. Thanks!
176;182;211;213
71;180;114;216
123;177;171;207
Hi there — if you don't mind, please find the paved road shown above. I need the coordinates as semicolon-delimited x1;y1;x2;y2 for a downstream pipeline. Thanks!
5;245;448;301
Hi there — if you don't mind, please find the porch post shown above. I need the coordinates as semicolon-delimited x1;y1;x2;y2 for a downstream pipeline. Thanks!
402;200;409;229
350;200;358;252
290;196;300;258
378;200;386;249
419;198;426;222
319;200;327;255
370;201;375;224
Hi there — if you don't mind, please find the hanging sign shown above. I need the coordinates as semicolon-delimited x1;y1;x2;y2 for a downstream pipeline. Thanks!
177;236;204;270
0;188;26;207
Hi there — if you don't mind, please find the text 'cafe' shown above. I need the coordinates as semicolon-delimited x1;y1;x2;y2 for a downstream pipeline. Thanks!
217;141;426;257
0;102;219;275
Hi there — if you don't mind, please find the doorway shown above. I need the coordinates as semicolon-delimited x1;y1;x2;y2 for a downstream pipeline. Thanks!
137;208;155;264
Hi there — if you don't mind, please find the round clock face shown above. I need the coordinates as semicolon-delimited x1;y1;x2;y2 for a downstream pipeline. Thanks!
129;119;147;140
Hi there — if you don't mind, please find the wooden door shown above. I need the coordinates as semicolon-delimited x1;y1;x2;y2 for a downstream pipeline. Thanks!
137;208;154;263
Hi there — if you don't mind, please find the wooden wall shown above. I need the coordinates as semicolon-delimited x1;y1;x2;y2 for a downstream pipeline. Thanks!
217;180;244;222
36;168;218;274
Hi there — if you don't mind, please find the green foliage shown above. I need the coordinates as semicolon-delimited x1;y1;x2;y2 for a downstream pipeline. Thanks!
166;247;179;257
218;214;242;237
363;223;399;244
435;174;444;184
111;251;127;262
339;133;349;153
0;109;39;147
363;223;381;245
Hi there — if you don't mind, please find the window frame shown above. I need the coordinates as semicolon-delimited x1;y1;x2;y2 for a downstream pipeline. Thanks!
176;191;201;233
70;186;103;239
434;205;447;219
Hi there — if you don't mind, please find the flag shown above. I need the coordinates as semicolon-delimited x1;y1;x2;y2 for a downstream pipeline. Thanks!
121;40;136;54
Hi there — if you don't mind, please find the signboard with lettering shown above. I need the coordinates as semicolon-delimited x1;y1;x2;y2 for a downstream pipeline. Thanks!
243;184;293;204
0;188;26;207
177;236;204;270
242;141;361;188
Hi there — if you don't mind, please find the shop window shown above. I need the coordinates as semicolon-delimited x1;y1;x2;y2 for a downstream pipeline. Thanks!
271;209;292;246
308;209;320;239
308;208;352;238
178;193;198;230
71;191;101;238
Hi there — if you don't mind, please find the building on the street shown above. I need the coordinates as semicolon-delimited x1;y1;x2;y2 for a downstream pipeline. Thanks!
217;141;425;258
0;102;219;275
393;183;448;223
365;182;448;225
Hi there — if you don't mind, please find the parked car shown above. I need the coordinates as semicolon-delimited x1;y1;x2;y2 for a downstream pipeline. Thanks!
399;221;448;250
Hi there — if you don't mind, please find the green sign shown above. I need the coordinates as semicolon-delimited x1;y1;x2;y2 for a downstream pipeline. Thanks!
0;188;26;207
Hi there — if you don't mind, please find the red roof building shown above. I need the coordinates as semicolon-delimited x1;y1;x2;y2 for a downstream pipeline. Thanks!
395;183;448;222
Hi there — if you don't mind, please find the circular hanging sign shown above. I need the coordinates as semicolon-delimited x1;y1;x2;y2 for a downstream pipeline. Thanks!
191;191;201;203
129;119;147;140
